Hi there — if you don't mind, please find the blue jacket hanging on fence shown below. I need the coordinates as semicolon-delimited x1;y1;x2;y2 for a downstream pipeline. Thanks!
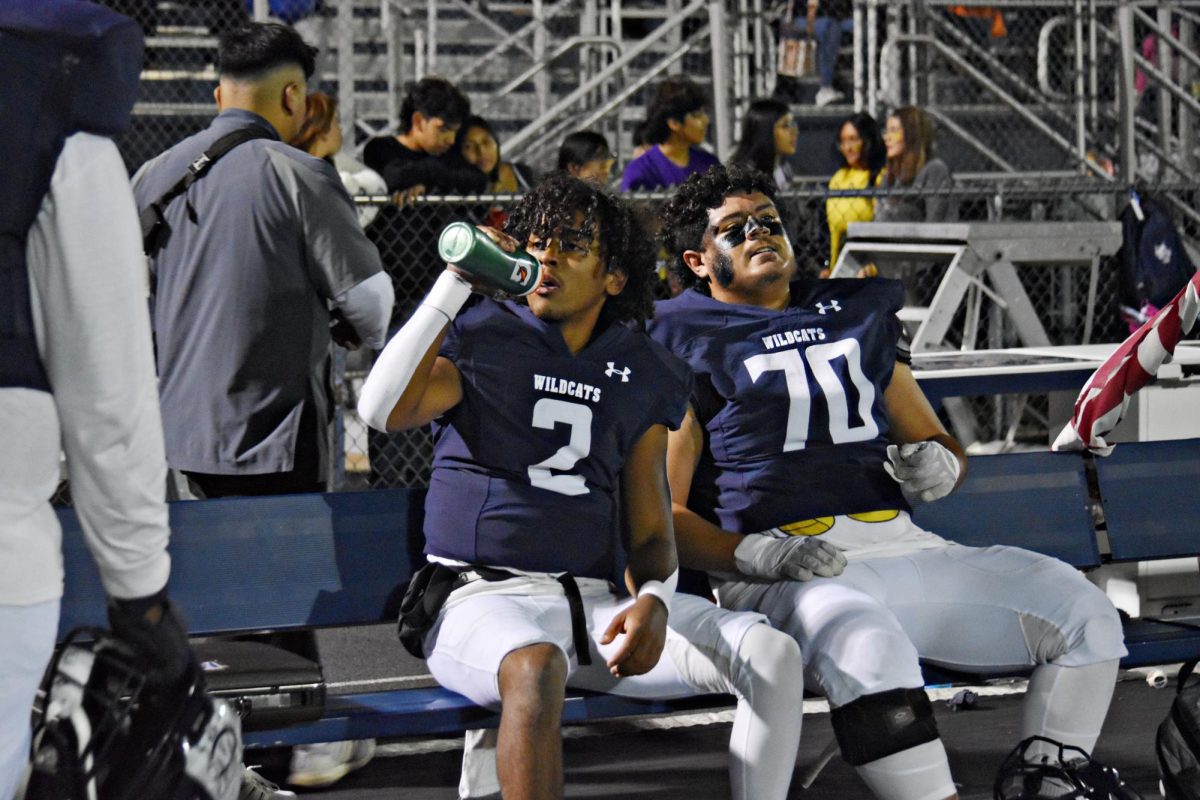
1118;189;1198;331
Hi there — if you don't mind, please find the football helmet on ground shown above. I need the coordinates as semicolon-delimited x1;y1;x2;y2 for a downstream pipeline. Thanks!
19;628;242;800
994;735;1142;800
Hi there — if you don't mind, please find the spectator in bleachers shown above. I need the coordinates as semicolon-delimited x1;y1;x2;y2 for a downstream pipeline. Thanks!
362;76;485;198
946;5;1006;51
242;0;315;25
294;91;389;229
292;89;341;163
793;0;853;107
875;105;955;223
361;79;486;490
132;21;392;795
630;118;653;161
454;115;535;230
728;98;798;190
558;130;616;184
456;114;537;193
620;76;720;191
827;111;885;265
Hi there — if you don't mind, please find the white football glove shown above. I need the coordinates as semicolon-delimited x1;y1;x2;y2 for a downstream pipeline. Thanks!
884;441;961;504
733;530;847;582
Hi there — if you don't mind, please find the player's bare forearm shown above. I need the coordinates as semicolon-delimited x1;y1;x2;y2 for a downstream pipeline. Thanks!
385;349;460;431
623;425;679;591
672;505;743;573
665;407;742;573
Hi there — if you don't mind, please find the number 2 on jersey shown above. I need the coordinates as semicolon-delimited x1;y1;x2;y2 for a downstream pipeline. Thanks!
744;339;878;451
527;398;592;495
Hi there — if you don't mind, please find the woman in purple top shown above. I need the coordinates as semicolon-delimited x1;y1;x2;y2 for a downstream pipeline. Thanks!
620;76;721;191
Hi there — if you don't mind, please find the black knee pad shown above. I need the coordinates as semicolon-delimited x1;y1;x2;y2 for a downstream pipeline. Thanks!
830;687;940;766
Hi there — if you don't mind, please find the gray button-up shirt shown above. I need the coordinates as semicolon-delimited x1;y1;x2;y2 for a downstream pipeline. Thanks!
133;109;389;477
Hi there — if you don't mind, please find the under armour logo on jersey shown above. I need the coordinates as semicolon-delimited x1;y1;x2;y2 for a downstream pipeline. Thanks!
1155;241;1173;264
605;362;631;382
816;300;842;315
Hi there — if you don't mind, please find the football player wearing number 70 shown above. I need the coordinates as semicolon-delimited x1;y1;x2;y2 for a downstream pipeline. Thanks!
357;173;804;800
651;164;1128;800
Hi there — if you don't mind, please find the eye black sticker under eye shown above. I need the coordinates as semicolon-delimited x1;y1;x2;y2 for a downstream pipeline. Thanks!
759;218;784;237
717;228;746;249
717;216;783;249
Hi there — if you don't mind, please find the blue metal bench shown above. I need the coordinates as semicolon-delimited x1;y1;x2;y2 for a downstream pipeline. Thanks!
54;490;735;747
53;440;1200;746
1093;437;1200;669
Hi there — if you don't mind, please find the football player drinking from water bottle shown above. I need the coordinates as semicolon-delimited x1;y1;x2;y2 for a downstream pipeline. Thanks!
358;173;805;800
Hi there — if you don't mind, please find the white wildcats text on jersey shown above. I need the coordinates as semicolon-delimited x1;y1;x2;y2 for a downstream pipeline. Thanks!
532;373;602;402
761;328;826;350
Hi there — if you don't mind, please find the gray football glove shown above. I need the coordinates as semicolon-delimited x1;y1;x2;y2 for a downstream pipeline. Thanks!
884;440;961;504
733;530;847;581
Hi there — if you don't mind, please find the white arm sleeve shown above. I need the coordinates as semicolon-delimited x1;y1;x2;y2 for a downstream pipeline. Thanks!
27;133;171;601
357;271;472;432
333;270;394;350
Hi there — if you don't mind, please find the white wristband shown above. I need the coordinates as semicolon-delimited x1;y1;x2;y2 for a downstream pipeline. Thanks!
637;569;679;614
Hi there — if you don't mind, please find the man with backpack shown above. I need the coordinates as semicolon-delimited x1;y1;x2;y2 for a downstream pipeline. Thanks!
132;22;392;792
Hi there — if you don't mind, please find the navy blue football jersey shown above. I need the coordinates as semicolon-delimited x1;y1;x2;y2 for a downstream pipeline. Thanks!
425;298;693;580
648;278;909;534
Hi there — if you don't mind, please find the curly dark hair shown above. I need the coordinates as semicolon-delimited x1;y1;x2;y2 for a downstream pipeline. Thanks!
399;76;471;133
505;173;656;325
658;164;779;294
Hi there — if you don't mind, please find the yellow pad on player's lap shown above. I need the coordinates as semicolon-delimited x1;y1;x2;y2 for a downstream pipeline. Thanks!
778;517;835;536
778;509;901;536
847;509;900;523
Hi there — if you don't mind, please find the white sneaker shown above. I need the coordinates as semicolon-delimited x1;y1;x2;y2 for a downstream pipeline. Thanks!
815;86;845;107
240;767;296;800
287;739;376;788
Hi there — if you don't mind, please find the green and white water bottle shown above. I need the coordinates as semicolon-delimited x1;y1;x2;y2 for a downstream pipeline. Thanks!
437;222;542;296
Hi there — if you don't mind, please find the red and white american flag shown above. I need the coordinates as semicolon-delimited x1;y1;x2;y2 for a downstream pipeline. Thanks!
1052;272;1200;454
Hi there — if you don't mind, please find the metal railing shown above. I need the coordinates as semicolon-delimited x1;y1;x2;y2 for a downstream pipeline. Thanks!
506;24;715;165
501;0;718;163
326;176;1200;490
865;0;1200;187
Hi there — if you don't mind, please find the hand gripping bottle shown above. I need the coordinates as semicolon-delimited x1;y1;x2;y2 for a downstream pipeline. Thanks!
437;222;542;296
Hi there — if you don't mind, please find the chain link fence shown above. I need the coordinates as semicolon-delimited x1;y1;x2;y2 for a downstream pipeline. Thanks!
72;2;1200;496
865;1;1120;175
99;1;731;180
873;1;1200;184
329;178;1200;490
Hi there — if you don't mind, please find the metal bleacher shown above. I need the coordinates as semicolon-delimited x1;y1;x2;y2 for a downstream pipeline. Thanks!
122;0;754;173
830;220;1124;353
